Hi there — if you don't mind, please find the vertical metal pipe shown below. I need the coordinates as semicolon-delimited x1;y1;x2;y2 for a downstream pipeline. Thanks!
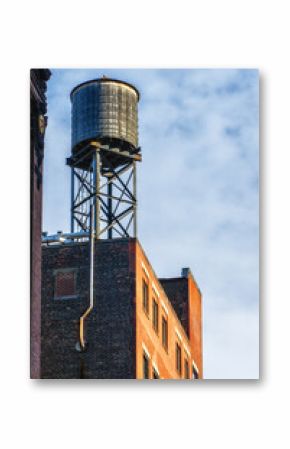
79;204;94;350
89;203;94;310
108;179;113;239
133;161;137;237
70;167;75;233
94;150;101;239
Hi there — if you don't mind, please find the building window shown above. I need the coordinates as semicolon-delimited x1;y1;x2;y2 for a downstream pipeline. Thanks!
152;298;159;333
153;367;160;379
184;359;190;379
54;269;76;299
142;279;149;316
176;343;182;376
143;352;150;379
192;365;199;379
162;316;168;351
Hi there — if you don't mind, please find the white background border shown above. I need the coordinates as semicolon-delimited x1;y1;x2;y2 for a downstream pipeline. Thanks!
1;0;288;447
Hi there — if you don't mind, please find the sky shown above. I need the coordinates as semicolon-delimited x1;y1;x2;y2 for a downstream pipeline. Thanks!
44;69;259;379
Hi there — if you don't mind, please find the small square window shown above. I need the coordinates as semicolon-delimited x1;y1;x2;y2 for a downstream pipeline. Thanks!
152;367;160;379
184;359;190;379
152;298;159;333
54;270;76;299
142;279;149;316
162;316;168;351
176;343;182;376
192;365;199;379
143;352;150;379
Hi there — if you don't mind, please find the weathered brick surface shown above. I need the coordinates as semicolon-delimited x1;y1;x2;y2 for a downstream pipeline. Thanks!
135;244;196;379
159;278;189;335
41;239;136;379
41;238;202;379
159;274;203;377
30;69;51;379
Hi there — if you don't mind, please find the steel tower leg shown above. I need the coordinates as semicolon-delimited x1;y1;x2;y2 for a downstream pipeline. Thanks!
70;167;75;233
133;161;137;238
68;143;141;239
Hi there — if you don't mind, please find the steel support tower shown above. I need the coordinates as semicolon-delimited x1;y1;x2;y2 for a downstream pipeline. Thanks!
67;141;141;239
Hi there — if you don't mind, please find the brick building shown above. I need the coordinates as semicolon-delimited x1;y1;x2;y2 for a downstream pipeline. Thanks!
40;76;203;380
30;69;51;378
41;238;202;379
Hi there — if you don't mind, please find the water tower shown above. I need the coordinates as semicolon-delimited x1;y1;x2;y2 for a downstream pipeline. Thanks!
67;77;141;239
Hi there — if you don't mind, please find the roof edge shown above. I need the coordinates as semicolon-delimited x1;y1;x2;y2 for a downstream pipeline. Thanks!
70;77;140;101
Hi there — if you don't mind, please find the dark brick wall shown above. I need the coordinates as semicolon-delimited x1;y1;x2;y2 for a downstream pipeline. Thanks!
159;274;203;377
30;69;51;379
159;278;189;336
41;238;136;379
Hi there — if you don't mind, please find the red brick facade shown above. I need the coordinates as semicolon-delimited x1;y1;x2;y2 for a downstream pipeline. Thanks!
136;243;202;379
